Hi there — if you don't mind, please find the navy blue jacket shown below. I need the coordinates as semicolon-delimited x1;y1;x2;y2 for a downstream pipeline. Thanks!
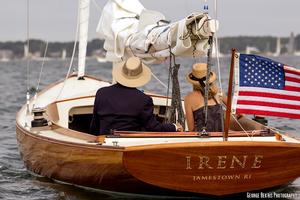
90;83;176;135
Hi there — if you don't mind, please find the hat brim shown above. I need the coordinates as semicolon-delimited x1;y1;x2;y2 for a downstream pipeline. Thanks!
112;61;152;88
186;72;217;86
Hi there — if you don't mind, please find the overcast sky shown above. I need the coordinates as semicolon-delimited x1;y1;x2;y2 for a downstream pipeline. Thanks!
1;0;299;42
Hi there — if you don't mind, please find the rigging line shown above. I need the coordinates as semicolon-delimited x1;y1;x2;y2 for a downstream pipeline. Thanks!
55;0;80;101
91;0;103;12
36;41;49;92
32;41;49;109
212;0;224;132
151;71;168;90
267;126;284;135
165;48;172;111
166;50;172;104
213;0;223;96
26;0;30;92
230;114;254;139
202;35;213;134
163;59;173;94
26;0;31;115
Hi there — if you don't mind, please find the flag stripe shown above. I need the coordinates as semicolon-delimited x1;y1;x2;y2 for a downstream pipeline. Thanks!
236;109;300;119
237;96;300;105
236;105;300;114
285;67;300;76
285;77;300;84
237;100;300;110
239;87;300;97
286;73;300;80
285;86;300;92
239;91;300;101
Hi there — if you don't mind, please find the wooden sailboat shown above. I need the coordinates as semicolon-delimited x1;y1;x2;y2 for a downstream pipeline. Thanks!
16;77;300;196
15;79;300;195
16;0;300;197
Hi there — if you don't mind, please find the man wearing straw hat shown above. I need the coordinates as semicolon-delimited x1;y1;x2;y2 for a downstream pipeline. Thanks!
90;57;183;135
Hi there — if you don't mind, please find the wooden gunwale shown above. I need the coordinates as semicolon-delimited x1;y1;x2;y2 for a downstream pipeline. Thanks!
122;140;300;151
53;92;173;104
16;100;123;150
16;122;124;150
16;116;187;195
112;130;271;138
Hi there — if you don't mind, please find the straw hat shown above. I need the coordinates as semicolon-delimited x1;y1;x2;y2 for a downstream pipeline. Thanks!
186;63;216;86
112;57;151;88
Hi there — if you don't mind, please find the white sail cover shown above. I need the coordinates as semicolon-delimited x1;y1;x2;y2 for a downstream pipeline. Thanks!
96;0;218;64
78;0;90;77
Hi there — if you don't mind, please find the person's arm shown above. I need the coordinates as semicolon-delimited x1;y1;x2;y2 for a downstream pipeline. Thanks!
184;95;195;131
140;97;176;132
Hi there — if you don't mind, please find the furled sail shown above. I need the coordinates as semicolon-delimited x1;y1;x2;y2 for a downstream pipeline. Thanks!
96;0;218;63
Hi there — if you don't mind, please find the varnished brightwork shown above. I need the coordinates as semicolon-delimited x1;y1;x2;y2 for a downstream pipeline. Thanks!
224;49;237;141
16;123;172;194
114;130;272;137
123;141;300;195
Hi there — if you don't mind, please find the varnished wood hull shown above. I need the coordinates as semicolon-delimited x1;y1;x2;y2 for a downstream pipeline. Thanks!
16;124;181;195
123;142;300;196
15;76;300;196
16;123;300;196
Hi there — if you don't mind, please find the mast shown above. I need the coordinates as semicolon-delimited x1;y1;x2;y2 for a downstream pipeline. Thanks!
78;0;90;79
25;0;31;116
224;49;236;141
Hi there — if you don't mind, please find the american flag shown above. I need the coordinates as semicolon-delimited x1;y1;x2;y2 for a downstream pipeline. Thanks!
232;53;300;119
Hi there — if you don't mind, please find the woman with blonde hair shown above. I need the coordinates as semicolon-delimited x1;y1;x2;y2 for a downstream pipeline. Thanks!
184;63;223;132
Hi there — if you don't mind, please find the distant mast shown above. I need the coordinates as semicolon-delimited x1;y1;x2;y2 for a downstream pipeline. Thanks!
78;0;90;79
288;32;295;55
62;49;67;60
273;37;281;57
24;44;29;59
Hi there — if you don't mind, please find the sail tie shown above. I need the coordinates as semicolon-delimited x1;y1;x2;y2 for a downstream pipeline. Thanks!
166;49;185;129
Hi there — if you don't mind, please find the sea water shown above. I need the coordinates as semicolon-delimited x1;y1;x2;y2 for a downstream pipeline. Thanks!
0;56;299;199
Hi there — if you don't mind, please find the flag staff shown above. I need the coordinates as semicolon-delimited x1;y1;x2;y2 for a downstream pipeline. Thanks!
224;48;236;141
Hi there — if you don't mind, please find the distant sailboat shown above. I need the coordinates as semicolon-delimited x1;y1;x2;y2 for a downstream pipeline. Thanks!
96;55;107;63
24;44;29;59
273;37;281;57
287;32;295;55
0;50;13;62
245;46;260;54
61;49;67;60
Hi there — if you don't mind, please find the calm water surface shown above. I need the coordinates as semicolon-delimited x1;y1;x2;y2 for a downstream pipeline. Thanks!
0;56;299;199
